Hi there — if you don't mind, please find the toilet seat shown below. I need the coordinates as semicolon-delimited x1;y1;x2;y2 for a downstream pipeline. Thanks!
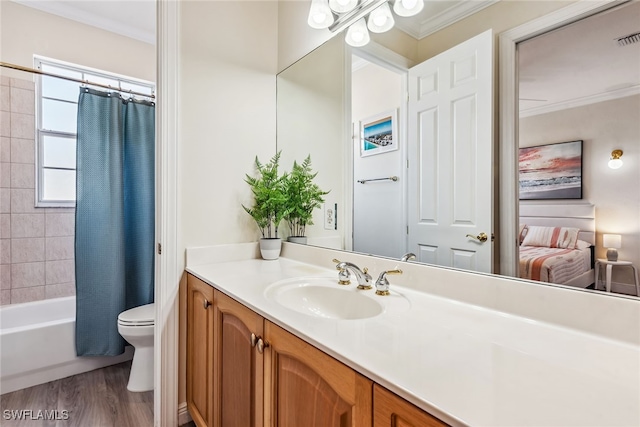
118;303;155;327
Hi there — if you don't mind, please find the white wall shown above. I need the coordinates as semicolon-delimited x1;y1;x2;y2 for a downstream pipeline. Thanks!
520;95;640;289
0;1;155;81
352;60;404;258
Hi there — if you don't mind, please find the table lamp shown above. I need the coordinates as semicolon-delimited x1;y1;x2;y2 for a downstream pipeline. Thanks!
603;234;621;262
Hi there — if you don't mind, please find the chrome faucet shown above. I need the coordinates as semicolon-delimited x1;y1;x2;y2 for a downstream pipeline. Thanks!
400;252;416;262
375;269;403;296
332;259;372;290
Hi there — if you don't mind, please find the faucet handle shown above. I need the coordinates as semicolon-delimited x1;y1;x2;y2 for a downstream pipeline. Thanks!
375;269;403;296
333;259;351;285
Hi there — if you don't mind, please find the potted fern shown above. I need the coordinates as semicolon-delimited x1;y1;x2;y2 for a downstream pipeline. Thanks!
243;151;290;260
284;155;329;244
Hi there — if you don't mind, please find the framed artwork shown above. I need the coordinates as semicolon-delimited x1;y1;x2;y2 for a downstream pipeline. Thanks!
519;140;583;200
360;109;398;157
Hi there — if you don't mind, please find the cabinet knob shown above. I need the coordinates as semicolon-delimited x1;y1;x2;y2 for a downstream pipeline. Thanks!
256;338;269;354
250;333;258;347
203;299;211;309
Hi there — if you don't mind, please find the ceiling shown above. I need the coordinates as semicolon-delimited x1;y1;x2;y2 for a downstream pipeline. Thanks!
518;1;640;116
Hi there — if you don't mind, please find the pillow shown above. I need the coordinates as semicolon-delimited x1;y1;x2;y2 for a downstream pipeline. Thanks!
519;224;529;245
575;239;591;250
521;226;580;249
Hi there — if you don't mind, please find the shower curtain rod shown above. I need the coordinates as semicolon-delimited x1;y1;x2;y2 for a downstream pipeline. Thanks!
0;61;155;99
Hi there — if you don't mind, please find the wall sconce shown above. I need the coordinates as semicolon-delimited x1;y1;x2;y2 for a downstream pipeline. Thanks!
308;0;424;47
608;149;623;169
603;234;621;261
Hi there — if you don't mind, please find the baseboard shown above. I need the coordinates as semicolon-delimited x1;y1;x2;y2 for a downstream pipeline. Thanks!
177;402;192;426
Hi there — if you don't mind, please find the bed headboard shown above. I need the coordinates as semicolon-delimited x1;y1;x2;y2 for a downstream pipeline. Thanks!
519;203;596;245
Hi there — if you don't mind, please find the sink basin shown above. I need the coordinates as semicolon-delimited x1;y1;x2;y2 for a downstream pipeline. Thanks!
264;277;409;320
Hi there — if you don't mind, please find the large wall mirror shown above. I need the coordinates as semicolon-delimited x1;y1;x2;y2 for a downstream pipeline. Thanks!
276;1;640;299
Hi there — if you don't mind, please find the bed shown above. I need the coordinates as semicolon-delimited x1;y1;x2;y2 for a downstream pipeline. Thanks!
519;203;595;288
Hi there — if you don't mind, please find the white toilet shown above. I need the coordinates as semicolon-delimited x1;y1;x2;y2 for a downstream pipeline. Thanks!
117;303;155;392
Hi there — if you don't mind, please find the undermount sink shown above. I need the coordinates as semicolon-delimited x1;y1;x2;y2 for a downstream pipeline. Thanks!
264;277;410;320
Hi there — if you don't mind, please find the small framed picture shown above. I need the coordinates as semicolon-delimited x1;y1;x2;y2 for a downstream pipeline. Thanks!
360;109;398;157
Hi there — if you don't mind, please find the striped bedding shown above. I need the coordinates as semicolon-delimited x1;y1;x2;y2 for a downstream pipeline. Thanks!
519;245;590;284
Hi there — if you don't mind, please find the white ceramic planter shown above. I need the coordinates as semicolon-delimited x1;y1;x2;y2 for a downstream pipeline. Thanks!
287;236;308;245
259;238;282;260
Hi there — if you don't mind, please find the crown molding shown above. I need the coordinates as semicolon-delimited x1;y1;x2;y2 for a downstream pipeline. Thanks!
519;85;640;118
10;0;155;45
395;0;499;40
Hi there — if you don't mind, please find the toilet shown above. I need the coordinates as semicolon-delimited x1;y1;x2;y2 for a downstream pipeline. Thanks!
117;303;155;392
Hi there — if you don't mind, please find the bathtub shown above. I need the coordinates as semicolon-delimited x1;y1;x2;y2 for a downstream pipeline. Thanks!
0;297;133;394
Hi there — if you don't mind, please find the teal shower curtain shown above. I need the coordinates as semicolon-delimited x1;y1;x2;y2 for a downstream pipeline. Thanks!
75;88;155;356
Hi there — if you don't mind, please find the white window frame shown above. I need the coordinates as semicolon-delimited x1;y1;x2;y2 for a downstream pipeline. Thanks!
34;56;155;208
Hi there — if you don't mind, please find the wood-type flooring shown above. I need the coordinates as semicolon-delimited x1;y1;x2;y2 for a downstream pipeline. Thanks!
0;361;153;427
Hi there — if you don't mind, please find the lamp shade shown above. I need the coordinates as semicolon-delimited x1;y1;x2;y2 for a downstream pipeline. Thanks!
345;18;370;47
603;234;621;249
608;149;623;169
308;0;334;29
393;0;424;17
329;0;358;13
367;2;395;33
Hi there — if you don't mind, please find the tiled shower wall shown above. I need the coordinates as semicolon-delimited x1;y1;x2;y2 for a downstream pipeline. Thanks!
0;76;76;305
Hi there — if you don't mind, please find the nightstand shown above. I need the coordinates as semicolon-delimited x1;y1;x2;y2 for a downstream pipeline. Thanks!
594;259;640;296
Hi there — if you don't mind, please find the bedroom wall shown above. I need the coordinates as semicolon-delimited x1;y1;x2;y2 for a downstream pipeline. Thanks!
519;94;640;292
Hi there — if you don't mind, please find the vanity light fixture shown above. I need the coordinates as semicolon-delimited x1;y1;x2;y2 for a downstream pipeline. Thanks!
309;0;424;47
608;149;623;169
603;234;622;261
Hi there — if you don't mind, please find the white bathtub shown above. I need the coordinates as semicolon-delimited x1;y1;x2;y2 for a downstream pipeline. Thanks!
0;296;133;394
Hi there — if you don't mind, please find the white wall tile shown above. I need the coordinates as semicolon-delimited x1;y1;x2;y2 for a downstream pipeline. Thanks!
11;189;39;213
45;213;75;236
0;188;9;213
11;214;44;238
0;111;9;137
0;214;9;238
11;286;44;304
0;264;10;289
10;113;34;139
0;86;8;112
9;87;35;115
0;290;10;305
45;282;75;299
46;259;74;285
1;77;9;86
10;138;34;164
10;163;34;189
0;239;10;264
46;236;74;261
0;137;9;162
0;162;9;188
11;262;45;288
11;237;45;263
10;78;35;91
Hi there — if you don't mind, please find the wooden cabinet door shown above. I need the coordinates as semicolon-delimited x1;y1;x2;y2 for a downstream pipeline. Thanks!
213;290;264;427
264;321;372;427
186;274;215;427
374;384;447;427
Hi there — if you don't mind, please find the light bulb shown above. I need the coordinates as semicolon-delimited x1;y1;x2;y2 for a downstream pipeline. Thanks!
345;18;370;47
393;0;424;17
329;0;357;13
307;0;334;29
367;3;394;33
608;158;623;169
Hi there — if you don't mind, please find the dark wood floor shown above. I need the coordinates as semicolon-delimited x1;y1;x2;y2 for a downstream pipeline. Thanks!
0;361;153;427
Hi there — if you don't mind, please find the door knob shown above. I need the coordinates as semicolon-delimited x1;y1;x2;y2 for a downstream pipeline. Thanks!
466;232;488;243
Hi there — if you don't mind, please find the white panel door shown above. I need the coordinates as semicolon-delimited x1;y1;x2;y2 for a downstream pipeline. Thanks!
408;30;493;273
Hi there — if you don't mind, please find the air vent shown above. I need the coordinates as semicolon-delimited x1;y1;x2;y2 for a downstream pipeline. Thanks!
616;31;640;46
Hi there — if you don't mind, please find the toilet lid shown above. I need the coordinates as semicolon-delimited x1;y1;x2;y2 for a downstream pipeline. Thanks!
118;303;155;326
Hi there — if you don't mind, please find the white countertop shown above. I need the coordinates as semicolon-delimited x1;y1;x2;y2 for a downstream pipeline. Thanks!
186;248;640;427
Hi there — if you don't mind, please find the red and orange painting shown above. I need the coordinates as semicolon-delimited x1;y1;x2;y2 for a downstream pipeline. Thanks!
519;140;582;200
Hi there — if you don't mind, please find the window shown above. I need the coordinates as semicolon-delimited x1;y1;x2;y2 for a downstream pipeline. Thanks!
35;57;154;207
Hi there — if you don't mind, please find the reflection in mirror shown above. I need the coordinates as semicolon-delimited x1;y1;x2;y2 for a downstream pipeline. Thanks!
276;1;640;299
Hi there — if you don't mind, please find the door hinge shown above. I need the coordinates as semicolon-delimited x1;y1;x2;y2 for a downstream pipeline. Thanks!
406;225;409;234
157;243;162;255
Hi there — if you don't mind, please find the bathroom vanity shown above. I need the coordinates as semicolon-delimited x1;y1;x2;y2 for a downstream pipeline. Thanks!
184;243;640;427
